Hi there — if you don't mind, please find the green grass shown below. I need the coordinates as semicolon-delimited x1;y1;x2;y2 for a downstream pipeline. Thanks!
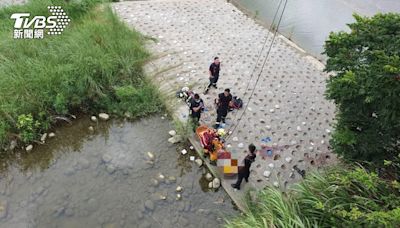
0;0;162;146
225;167;400;228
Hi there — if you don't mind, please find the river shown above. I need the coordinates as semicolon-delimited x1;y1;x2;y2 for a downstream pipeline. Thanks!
0;115;236;228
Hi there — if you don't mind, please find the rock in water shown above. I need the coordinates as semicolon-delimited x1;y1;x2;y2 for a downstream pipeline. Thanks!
212;178;221;189
158;173;165;181
98;113;110;121
208;182;213;189
88;126;94;132
0;200;8;219
176;194;182;200
176;186;183;192
195;158;203;167
144;200;154;211
147;152;155;160
9;140;17;151
168;130;176;136
102;154;112;163
48;132;56;138
168;135;182;144
26;145;33;152
106;165;116;174
205;173;213;181
90;116;97;122
168;176;176;183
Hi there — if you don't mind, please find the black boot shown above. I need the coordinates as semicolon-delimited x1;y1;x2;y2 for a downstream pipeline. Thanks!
231;184;240;190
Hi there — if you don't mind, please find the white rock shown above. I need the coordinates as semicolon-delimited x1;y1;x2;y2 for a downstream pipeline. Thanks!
205;173;213;181
168;135;182;144
238;143;244;148
158;173;165;180
25;145;33;152
189;156;195;161
160;195;167;200
309;146;314;151
40;133;47;142
106;165;116;174
176;194;182;200
147;152;155;160
168;130;176;136
232;137;238;142
302;122;306;125
289;172;295;178
189;146;194;150
325;129;331;134
266;125;271;130
98;113;110;121
263;171;271;177
273;181;279;188
321;140;325;144
268;163;274;169
90;116;97;122
181;149;187;155
88;126;94;132
176;186;183;192
208;182;213;188
269;109;275;113
296;126;302;131
195;158;203;167
274;105;280;109
102;154;112;163
48;132;56;138
285;157;293;163
226;144;232;148
212;178;221;189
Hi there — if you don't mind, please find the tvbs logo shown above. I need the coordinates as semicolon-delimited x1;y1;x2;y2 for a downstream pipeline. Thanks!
10;6;70;39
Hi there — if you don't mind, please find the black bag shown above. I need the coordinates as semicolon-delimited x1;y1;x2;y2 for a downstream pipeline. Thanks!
232;96;243;109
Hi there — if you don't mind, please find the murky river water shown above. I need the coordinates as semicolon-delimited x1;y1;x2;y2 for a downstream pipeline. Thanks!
0;115;236;228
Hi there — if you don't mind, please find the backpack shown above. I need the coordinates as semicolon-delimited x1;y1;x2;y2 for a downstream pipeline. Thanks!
231;96;243;109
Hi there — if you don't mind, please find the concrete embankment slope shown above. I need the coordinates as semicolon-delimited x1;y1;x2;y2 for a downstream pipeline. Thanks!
112;0;336;211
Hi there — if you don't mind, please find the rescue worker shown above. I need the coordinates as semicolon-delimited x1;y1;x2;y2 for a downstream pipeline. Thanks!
204;57;221;94
189;93;204;127
214;88;232;129
231;144;257;190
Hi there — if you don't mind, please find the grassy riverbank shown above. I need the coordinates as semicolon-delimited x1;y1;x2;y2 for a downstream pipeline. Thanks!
0;0;162;147
226;167;400;227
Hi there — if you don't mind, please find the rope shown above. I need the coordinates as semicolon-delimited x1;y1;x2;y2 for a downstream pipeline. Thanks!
226;0;289;140
226;0;284;125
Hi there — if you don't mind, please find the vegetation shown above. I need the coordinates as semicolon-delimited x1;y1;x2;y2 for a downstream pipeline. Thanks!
226;167;400;228
0;0;162;148
226;13;400;228
324;13;400;164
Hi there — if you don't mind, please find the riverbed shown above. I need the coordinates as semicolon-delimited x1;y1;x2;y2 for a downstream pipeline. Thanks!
0;115;236;228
